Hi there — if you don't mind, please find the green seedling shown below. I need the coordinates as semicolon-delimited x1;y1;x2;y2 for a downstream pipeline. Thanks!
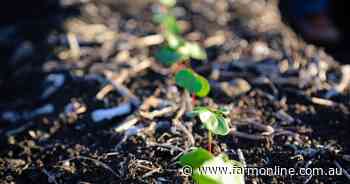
154;0;207;65
154;14;182;35
180;110;245;184
179;148;245;184
190;106;230;152
155;28;207;64
175;69;210;97
154;0;209;99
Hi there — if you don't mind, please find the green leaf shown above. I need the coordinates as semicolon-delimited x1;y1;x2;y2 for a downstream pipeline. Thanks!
188;42;207;60
201;111;229;136
153;13;181;34
196;108;218;131
175;69;210;97
192;154;245;184
178;42;207;60
216;107;230;115
162;15;181;34
191;107;230;136
177;42;191;57
191;106;210;115
179;147;214;169
187;106;208;118
155;46;183;66
175;69;202;94
160;0;176;7
165;32;184;49
214;114;230;135
195;75;210;97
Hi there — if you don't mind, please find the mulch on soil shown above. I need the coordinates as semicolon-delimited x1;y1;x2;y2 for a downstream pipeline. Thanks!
0;0;349;183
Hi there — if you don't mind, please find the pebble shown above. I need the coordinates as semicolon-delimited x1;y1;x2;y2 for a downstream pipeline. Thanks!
220;78;251;97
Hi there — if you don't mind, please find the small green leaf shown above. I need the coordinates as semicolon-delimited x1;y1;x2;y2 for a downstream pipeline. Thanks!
191;107;230;136
216;107;230;115
192;154;245;184
154;13;181;34
155;46;183;66
201;111;229;136
175;69;210;97
179;147;214;169
191;106;210;115
160;0;176;7
187;106;208;118
214;114;230;135
177;42;191;57
195;108;218;132
165;32;184;49
195;75;210;97
178;42;207;60
188;42;207;60
175;69;202;94
162;15;181;34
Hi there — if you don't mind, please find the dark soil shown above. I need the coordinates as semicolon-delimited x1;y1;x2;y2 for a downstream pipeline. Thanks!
0;0;349;184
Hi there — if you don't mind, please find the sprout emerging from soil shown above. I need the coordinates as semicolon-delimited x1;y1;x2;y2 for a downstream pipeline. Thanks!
153;1;243;183
179;107;245;184
190;107;230;152
179;148;245;184
153;0;209;99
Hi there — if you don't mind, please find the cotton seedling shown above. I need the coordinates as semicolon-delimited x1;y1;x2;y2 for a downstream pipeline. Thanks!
153;0;209;99
189;106;231;152
153;0;207;64
178;107;245;184
153;16;207;65
179;148;245;184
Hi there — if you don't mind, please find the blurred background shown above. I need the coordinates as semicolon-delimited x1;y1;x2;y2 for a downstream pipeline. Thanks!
1;0;349;85
280;0;350;63
1;1;349;136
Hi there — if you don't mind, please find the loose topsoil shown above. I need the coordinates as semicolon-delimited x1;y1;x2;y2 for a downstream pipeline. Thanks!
0;0;349;183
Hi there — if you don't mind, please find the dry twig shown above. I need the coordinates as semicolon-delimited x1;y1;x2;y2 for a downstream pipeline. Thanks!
60;156;119;178
172;97;195;146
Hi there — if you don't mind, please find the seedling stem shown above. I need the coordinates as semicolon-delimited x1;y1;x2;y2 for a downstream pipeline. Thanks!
191;93;196;105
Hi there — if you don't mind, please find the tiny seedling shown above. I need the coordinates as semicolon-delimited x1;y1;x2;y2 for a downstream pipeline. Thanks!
179;148;245;184
178;107;245;184
190;106;230;152
154;0;209;99
154;18;207;65
153;2;207;63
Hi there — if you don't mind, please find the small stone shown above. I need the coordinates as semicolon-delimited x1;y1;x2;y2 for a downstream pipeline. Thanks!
220;78;251;97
